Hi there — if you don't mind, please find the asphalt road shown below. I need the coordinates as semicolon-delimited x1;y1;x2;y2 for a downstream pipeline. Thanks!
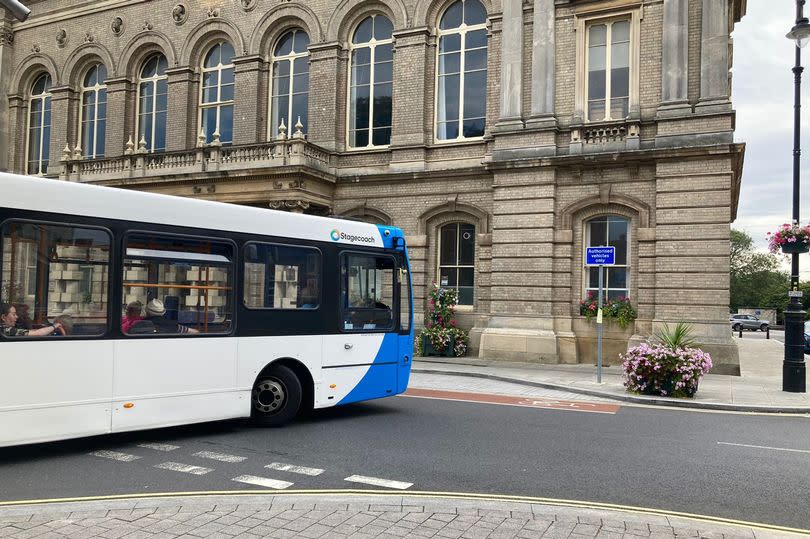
0;395;808;529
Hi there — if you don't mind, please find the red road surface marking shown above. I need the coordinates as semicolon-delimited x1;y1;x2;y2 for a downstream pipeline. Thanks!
403;388;620;414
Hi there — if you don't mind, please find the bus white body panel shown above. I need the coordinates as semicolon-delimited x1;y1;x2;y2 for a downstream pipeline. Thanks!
0;340;114;446
111;338;239;432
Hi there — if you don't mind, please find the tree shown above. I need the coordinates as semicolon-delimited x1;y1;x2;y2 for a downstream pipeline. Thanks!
729;229;788;313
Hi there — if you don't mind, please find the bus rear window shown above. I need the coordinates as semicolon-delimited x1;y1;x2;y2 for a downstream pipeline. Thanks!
1;221;110;337
122;234;233;336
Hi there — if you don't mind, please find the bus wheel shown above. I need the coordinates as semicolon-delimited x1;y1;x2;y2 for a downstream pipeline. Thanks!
251;365;302;427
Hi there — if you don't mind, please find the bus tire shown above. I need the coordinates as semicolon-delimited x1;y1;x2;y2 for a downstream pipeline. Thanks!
250;365;302;427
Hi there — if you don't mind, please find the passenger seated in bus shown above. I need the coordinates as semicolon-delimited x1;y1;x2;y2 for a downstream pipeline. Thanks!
121;301;144;333
143;299;199;334
53;314;74;336
13;303;32;330
0;303;65;337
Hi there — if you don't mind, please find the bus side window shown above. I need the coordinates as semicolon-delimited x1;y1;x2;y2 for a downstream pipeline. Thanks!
121;234;234;336
341;253;394;332
242;243;321;310
1;221;111;338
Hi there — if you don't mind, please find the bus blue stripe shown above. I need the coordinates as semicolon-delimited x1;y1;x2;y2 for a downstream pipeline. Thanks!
337;333;401;405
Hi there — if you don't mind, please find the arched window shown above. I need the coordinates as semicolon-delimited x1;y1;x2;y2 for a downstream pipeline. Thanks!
200;42;235;144
439;222;475;305
436;0;487;142
27;73;52;175
137;54;168;152
270;29;310;138
80;64;108;159
349;15;394;148
585;216;629;299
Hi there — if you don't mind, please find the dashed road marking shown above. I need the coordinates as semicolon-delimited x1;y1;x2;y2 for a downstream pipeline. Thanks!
718;442;810;454
193;451;247;463
232;475;294;489
137;443;180;452
155;462;213;475
90;450;142;462
265;462;324;476
344;475;413;490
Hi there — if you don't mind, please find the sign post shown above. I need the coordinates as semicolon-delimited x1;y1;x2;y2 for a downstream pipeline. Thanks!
585;246;616;383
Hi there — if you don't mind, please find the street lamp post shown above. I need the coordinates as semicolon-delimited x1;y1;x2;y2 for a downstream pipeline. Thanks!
784;0;810;392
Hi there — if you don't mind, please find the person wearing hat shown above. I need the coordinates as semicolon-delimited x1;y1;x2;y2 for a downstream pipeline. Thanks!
143;299;199;334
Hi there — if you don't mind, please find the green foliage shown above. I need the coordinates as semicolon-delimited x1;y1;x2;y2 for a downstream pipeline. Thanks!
418;284;469;357
730;229;789;314
580;293;637;329
654;322;696;351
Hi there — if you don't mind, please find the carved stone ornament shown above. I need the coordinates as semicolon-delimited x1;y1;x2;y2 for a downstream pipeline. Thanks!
172;4;188;25
268;200;311;211
31;43;40;53
142;21;153;31
84;31;95;43
0;28;13;47
111;16;124;36
55;28;68;48
207;7;221;18
240;0;258;11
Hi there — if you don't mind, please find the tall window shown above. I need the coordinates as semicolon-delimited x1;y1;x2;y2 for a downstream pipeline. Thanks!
137;54;168;152
270;29;310;138
436;0;487;141
439;223;475;306
200;42;235;144
585;216;629;300
586;19;630;122
27;73;52;175
80;64;107;159
349;15;393;148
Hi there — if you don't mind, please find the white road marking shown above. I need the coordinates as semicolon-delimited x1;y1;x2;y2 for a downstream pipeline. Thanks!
137;443;179;452
718;442;810;454
265;462;324;476
232;475;294;489
90;450;142;462
193;451;247;463
344;475;413;490
155;462;213;475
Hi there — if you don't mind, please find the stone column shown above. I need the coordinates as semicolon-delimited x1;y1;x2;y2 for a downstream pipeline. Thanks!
697;0;731;112
658;0;690;116
47;86;76;176
391;27;431;154
165;66;195;151
104;77;129;157
307;42;341;152
232;55;265;145
0;23;13;172
527;0;556;129
495;0;523;130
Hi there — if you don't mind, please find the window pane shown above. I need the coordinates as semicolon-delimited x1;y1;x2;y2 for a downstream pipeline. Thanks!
352;63;372;85
440;224;458;265
588;219;607;246
220;83;234;102
291;93;308;133
275;32;294;56
376;43;393;63
440;1;463;29
221;66;235;86
459;224;475;265
457;286;474;306
243;243;321;309
465;48;487;72
204;45;221;68
374;15;393;40
219;105;233;144
438;121;459;140
438;73;460;123
459;267;474;288
466;29;487;49
375;61;393;83
607;289;628;300
463;70;487;119
609;219;628;264
440;268;457;287
372;127;391;146
589;24;607;46
1;222;110;337
464;0;487;25
351;129;369;147
588;267;600;288
610;97;629;119
462;118;485;138
123;235;233;336
354;17;373;44
439;34;461;54
202;106;217;142
607;267;627;289
373;83;392;128
271;95;289;135
341;255;395;331
439;52;461;75
612;20;630;43
352;85;370;129
399;268;411;332
292;31;309;53
154;111;167;151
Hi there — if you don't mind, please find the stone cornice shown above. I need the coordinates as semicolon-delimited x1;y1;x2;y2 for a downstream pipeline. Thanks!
12;0;151;31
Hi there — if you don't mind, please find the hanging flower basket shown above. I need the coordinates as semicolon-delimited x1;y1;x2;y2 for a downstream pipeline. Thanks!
767;223;810;254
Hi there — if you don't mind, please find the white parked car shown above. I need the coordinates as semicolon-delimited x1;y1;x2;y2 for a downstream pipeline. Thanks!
729;314;769;332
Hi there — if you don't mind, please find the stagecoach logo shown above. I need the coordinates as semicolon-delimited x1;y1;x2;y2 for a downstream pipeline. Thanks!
330;229;376;244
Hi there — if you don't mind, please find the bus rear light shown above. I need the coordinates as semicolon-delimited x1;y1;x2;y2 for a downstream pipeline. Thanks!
123;403;134;409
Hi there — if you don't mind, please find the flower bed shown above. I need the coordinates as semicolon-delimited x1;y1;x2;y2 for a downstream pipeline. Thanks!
418;284;468;357
621;323;713;398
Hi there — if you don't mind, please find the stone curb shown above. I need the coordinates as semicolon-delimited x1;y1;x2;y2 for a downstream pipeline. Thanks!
412;365;810;414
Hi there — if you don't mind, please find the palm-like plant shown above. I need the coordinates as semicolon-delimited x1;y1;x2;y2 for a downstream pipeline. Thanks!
654;322;696;350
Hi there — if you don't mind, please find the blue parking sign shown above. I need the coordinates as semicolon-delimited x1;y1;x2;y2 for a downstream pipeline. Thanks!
586;246;615;266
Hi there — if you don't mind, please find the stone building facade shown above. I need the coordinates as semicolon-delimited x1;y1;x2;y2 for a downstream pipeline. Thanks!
0;0;746;373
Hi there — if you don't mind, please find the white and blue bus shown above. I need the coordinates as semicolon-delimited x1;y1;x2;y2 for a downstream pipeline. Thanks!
0;173;413;447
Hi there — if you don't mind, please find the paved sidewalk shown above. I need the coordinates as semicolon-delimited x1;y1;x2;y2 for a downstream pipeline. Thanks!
0;493;804;538
413;338;810;413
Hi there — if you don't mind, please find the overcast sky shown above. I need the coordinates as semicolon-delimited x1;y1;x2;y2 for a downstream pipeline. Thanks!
733;2;810;275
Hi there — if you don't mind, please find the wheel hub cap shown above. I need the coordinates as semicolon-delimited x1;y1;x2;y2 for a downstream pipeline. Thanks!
253;379;286;414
